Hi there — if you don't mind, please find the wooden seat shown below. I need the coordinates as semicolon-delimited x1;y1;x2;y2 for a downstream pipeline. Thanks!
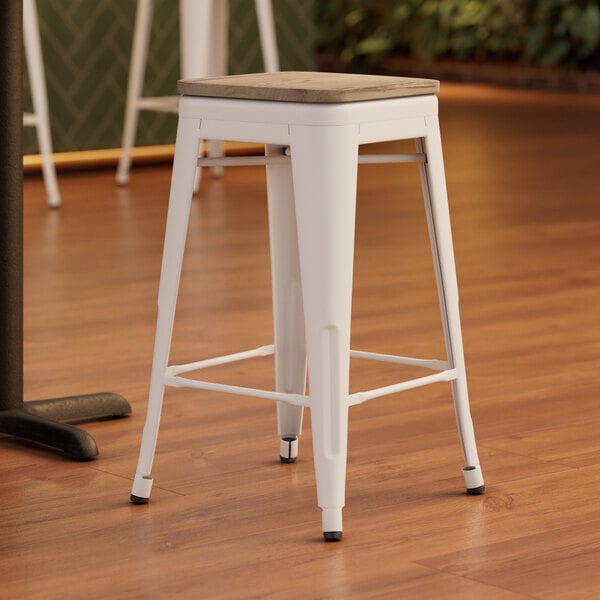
177;71;440;103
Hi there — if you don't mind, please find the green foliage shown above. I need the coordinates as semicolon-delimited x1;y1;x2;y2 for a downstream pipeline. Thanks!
316;0;600;68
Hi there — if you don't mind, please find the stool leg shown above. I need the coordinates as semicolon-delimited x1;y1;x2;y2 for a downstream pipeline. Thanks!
180;0;227;182
180;0;209;189
23;0;61;208
254;0;280;72
116;0;154;186
131;116;200;503
290;125;359;540
417;119;485;495
206;0;228;179
265;145;306;464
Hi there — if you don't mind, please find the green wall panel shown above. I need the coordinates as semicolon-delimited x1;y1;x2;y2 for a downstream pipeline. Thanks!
24;0;315;153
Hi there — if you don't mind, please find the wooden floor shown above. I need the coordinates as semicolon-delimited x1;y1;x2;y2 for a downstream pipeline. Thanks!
4;82;600;599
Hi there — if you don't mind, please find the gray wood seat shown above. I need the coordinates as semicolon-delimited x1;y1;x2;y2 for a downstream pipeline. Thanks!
177;71;440;103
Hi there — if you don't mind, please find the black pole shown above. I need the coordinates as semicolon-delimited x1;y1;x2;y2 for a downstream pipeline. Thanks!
0;0;25;410
0;1;131;460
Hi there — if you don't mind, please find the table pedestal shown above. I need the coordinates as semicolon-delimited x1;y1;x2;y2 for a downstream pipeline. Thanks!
0;1;130;460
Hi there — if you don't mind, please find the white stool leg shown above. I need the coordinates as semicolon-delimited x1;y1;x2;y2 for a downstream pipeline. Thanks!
254;0;280;72
417;118;485;495
180;0;226;183
131;115;201;503
265;145;306;463
116;0;154;186
179;0;214;79
289;125;359;540
23;0;61;208
206;0;228;179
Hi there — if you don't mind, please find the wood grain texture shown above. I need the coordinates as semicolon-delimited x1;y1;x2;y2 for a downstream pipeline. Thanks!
177;71;440;103
4;82;600;599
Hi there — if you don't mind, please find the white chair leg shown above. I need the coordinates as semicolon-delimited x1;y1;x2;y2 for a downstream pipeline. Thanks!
179;0;213;79
131;116;201;503
206;0;228;179
289;125;360;540
180;0;229;78
254;0;280;72
265;144;306;463
23;0;61;208
180;0;227;183
417;122;485;494
116;0;154;186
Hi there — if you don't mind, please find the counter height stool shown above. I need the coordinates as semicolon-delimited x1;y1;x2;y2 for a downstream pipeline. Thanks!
130;71;485;541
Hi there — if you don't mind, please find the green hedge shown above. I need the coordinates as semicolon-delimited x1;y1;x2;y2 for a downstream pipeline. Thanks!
316;0;600;69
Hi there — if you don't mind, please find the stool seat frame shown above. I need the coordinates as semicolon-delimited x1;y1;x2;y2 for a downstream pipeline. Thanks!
131;90;485;541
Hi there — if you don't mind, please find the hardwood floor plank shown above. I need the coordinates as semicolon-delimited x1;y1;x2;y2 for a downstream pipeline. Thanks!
419;518;600;599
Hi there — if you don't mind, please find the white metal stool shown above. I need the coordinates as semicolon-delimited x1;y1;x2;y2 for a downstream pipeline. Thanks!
130;72;485;541
23;0;61;208
116;0;279;186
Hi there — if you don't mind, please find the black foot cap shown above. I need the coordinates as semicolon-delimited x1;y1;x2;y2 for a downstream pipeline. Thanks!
323;531;343;542
130;494;149;505
280;455;297;464
467;485;485;495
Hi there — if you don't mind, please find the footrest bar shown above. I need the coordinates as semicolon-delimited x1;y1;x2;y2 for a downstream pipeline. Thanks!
197;153;426;168
198;155;289;167
166;344;275;376
23;113;38;126
136;96;179;113
358;153;425;164
163;375;309;407
163;345;456;408
349;369;458;406
350;349;449;371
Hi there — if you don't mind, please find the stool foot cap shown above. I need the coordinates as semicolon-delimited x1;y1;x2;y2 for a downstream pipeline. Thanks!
462;465;484;491
116;173;130;187
323;531;343;542
279;436;298;463
130;494;149;505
